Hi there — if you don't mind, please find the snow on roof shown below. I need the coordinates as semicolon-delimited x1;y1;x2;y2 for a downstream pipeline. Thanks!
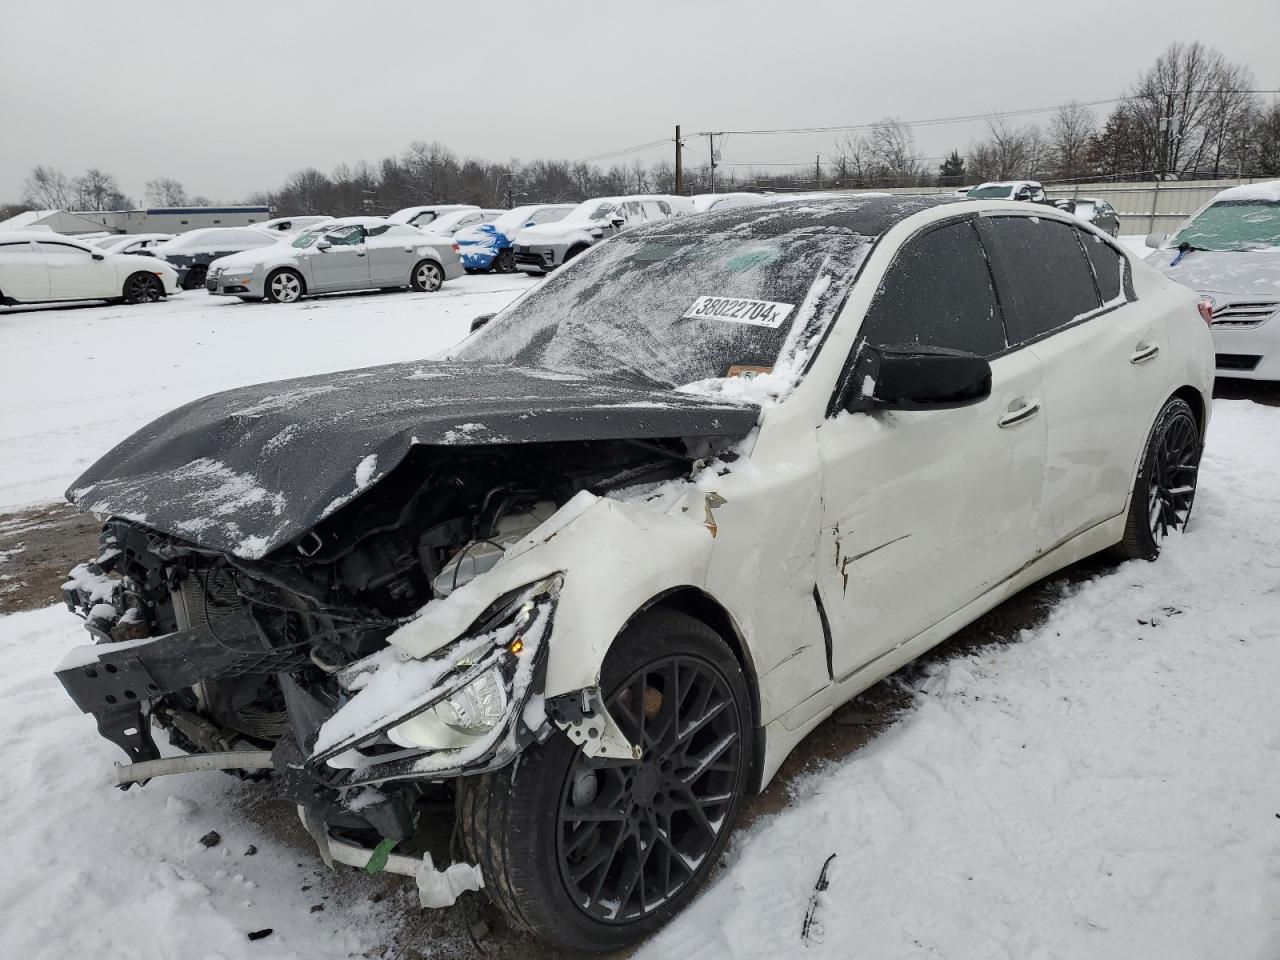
0;209;57;230
0;229;87;245
1213;180;1280;203
387;205;479;224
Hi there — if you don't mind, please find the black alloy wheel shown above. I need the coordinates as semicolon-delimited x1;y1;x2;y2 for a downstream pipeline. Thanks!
493;248;516;274
557;653;744;925
123;272;163;304
458;610;753;953
1113;397;1201;560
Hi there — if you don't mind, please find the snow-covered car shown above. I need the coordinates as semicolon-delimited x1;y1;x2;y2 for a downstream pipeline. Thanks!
387;204;480;229
1144;180;1280;380
1053;197;1121;236
0;230;180;305
251;215;335;235
90;233;175;256
205;216;463;303
409;208;503;238
513;194;693;274
56;196;1212;952
967;180;1048;203
456;204;577;273
152;227;283;289
690;192;769;213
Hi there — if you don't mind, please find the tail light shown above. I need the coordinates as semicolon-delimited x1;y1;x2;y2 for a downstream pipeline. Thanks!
452;243;460;253
1197;299;1213;326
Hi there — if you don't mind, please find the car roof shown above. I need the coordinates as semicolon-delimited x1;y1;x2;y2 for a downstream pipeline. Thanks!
0;230;90;245
625;194;968;239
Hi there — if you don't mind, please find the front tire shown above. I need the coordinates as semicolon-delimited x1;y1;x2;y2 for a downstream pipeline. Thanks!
122;272;164;304
459;609;753;953
1111;397;1201;561
182;264;207;290
493;249;516;274
264;268;304;303
411;259;444;292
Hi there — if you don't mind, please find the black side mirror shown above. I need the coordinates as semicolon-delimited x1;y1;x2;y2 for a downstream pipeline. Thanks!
610;217;626;228
840;343;991;413
470;313;496;333
91;252;105;261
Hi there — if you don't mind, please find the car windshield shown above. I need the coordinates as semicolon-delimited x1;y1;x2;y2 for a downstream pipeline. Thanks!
453;226;874;391
1172;200;1280;252
291;226;345;249
968;185;1015;199
563;200;619;222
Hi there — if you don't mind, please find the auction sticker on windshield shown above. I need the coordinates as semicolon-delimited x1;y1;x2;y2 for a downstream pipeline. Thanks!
682;296;794;328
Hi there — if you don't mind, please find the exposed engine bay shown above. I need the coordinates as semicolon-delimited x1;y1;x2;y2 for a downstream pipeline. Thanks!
58;438;708;860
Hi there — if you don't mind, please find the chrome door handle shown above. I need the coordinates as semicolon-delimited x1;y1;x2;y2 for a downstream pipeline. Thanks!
998;398;1041;428
1130;342;1160;364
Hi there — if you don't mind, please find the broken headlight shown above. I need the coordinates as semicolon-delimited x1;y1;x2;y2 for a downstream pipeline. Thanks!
382;575;558;753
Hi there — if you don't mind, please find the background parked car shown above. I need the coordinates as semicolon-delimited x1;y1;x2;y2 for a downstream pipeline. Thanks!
0;230;179;305
1053;197;1120;236
152;227;283;289
690;192;769;213
455;204;576;273
205;216;462;303
411;208;503;238
251;216;334;235
967;180;1048;203
90;233;174;256
512;194;693;273
1144;179;1280;380
387;204;479;229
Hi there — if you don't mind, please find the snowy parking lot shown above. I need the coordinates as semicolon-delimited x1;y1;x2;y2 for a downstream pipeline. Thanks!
1;276;1278;959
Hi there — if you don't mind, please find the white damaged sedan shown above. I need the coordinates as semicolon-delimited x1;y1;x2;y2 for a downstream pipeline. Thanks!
0;230;180;305
205;216;463;302
57;197;1211;952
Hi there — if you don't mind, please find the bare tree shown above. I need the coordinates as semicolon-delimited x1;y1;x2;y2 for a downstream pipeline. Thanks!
1125;41;1258;177
22;165;73;209
832;132;874;187
72;169;131;210
1048;101;1097;179
967;117;1045;181
866;117;923;185
144;177;188;207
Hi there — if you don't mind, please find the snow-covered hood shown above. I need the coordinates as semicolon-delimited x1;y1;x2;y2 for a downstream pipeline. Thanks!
67;360;758;560
515;219;600;244
208;248;283;272
1146;248;1280;297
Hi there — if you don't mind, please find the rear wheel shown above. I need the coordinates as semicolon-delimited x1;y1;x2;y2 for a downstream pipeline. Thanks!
493;249;516;274
459;609;753;953
182;264;207;290
264;269;304;303
411;259;443;292
1111;397;1201;561
122;272;163;304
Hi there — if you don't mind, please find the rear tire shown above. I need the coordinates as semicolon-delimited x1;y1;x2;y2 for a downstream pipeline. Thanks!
1110;397;1201;561
411;259;444;292
182;264;207;290
458;609;754;953
493;249;516;274
264;268;304;303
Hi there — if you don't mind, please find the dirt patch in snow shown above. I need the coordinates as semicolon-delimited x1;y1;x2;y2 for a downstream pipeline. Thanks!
0;503;101;616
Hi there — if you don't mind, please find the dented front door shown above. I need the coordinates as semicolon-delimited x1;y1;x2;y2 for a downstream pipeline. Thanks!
814;348;1047;681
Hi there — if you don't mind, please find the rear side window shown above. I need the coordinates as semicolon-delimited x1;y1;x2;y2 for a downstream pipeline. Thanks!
983;216;1100;343
1079;229;1125;305
858;219;1006;358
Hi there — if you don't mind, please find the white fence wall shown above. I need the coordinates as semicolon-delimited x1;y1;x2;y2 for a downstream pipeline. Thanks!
844;178;1270;236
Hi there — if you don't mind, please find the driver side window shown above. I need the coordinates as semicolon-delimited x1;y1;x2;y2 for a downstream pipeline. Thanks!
857;220;1007;358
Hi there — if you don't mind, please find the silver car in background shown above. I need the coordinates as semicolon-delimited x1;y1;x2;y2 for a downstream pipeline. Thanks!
205;216;463;303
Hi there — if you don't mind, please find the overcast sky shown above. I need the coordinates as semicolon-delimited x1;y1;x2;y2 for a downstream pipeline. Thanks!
3;0;1277;205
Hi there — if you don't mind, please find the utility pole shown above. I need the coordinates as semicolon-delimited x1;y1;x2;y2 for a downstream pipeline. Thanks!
675;125;683;195
708;132;718;193
815;154;821;188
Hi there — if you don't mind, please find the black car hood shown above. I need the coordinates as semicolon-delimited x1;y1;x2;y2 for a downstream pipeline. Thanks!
67;361;758;559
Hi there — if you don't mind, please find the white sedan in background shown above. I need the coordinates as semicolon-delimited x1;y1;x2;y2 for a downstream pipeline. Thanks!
1145;180;1280;380
0;231;179;305
91;233;174;256
205;216;463;303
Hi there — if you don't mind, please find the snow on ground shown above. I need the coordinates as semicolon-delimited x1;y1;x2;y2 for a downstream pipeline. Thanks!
639;399;1280;960
0;276;533;511
0;400;1276;958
